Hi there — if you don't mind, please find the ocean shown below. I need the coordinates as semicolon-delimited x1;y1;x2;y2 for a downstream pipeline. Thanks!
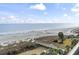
0;23;76;44
0;23;76;33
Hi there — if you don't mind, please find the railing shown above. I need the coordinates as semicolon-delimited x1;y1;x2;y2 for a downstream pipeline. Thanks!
67;41;79;55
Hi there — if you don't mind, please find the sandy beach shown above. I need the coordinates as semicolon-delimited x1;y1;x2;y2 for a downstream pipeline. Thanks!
18;47;48;55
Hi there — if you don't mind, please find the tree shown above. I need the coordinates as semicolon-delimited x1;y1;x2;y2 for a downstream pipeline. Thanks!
58;32;64;43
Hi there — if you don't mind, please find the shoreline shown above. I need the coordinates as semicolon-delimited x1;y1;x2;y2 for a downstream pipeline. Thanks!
0;25;76;35
0;29;53;35
0;27;75;46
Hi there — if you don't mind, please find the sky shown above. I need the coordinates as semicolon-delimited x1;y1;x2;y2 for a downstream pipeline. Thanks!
0;3;79;24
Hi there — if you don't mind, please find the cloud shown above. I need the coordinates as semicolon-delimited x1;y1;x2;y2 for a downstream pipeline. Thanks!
9;15;15;19
75;3;79;7
0;15;75;24
0;16;79;24
75;13;79;16
24;18;48;23
64;14;68;17
30;3;46;11
0;15;19;24
71;3;79;17
1;17;6;20
71;8;79;12
62;7;66;10
0;13;78;24
71;3;79;14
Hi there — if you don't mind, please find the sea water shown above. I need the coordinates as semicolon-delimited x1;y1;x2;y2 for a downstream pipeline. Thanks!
0;23;76;33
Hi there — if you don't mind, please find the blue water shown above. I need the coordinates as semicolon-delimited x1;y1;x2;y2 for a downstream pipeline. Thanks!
0;23;75;33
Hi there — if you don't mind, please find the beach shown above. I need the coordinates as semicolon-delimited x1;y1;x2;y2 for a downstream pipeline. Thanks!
18;47;48;55
0;27;78;55
0;27;75;46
